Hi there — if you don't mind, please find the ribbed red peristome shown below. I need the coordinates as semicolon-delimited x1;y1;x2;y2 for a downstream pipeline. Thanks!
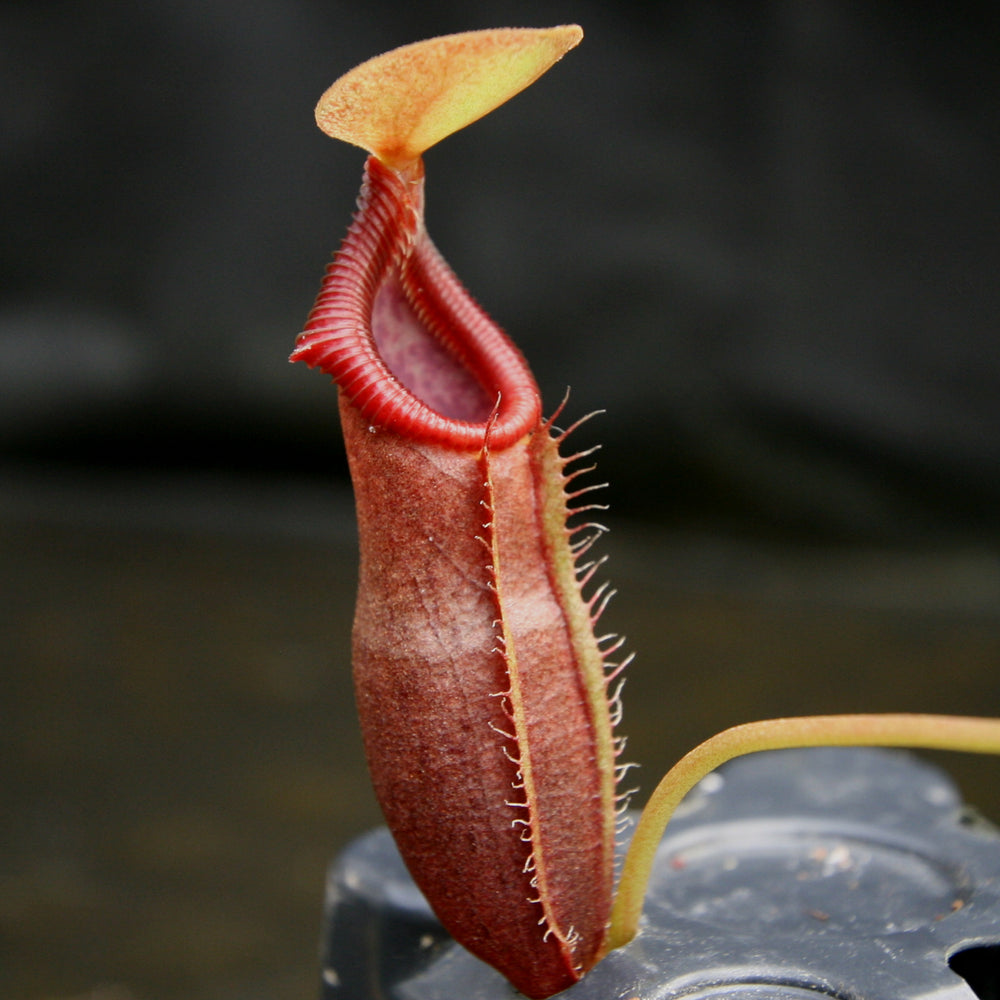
291;156;542;450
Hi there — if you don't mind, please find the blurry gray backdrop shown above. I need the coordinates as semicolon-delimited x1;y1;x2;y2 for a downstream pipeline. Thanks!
3;4;999;1000
4;0;999;539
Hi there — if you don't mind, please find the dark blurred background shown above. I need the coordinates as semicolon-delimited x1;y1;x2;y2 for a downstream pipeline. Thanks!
2;2;998;998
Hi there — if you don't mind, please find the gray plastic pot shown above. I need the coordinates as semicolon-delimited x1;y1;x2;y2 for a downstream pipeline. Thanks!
320;747;1000;1000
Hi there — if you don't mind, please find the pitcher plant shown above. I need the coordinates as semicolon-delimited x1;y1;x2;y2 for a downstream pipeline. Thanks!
290;26;1000;999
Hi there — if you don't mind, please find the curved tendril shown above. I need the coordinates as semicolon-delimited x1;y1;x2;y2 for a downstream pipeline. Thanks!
605;712;1000;956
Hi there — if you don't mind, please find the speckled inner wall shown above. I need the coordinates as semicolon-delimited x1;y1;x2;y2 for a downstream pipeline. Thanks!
2;3;999;1000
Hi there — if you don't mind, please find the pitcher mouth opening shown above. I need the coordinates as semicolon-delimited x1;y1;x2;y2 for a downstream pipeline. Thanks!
371;273;494;423
292;156;542;450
